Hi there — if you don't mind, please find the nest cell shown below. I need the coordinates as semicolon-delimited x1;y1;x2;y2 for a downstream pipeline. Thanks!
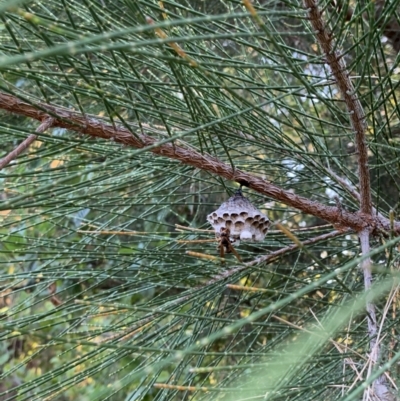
207;190;270;242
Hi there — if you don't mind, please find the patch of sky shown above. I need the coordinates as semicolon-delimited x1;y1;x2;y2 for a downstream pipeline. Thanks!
72;208;90;227
282;158;305;181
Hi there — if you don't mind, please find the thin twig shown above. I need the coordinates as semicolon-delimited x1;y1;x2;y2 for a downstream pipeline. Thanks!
93;229;347;345
206;228;347;282
0;117;54;170
331;0;400;53
275;312;365;379
303;0;390;397
359;229;390;399
325;166;385;220
275;222;353;293
0;91;396;234
304;0;372;215
77;230;151;235
175;224;214;233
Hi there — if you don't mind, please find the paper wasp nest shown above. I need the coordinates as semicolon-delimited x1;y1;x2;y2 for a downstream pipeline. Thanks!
207;190;270;242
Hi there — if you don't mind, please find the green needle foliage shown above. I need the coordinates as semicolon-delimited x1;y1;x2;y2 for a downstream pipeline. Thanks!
0;0;400;400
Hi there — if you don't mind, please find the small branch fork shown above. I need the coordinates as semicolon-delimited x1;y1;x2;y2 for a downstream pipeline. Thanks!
0;117;55;170
304;0;371;215
0;2;394;395
97;229;346;345
0;91;398;236
303;0;390;398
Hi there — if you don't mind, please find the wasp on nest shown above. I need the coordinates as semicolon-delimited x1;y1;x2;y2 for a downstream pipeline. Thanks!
177;187;270;264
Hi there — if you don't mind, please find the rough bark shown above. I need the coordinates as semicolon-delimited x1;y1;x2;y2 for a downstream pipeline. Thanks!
303;0;392;398
0;91;398;236
0;117;54;170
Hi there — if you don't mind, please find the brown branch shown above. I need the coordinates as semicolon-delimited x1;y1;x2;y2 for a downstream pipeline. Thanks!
0;117;54;170
0;91;397;234
304;2;394;398
324;165;385;220
330;169;361;203
93;228;347;343
213;228;348;279
307;157;387;224
304;0;372;216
